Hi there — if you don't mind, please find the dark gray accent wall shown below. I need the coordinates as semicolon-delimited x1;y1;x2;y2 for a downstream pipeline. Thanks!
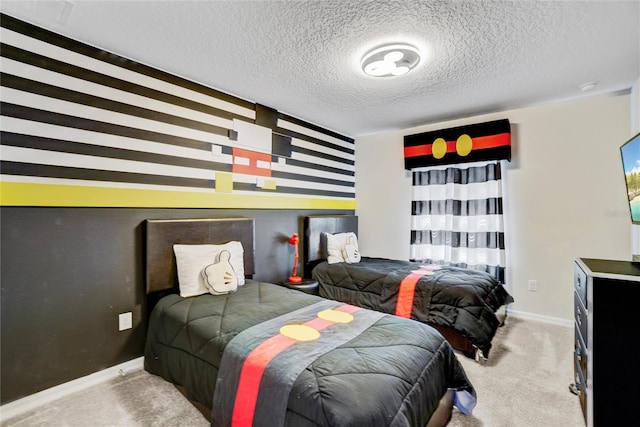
0;207;351;404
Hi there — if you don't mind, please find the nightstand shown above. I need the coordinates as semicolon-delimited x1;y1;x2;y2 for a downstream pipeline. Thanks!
282;279;319;295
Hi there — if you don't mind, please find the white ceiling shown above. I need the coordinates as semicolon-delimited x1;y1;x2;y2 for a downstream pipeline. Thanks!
2;0;639;138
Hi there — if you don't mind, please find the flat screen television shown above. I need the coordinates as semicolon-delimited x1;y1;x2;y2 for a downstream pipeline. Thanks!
620;132;640;225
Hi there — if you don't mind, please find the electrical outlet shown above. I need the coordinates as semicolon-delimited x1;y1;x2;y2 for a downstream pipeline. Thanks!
527;280;537;291
118;312;132;331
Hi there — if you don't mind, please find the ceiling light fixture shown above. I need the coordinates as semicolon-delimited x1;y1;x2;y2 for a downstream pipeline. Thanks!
361;44;421;77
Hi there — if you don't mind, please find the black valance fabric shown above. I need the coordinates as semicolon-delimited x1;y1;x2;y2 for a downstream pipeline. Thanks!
404;119;511;169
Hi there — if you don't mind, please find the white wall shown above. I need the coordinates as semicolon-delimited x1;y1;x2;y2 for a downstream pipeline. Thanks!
355;92;632;322
631;78;640;259
632;78;639;132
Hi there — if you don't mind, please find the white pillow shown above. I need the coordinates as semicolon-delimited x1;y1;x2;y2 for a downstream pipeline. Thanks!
325;232;360;264
173;242;245;297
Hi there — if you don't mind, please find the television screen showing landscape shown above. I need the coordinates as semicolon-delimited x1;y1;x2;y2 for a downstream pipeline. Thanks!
621;133;640;224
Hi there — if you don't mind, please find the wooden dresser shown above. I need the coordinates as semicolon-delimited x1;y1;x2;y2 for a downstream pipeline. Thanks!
573;258;640;426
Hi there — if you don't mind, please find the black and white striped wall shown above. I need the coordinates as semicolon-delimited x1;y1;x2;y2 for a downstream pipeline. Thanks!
0;13;355;209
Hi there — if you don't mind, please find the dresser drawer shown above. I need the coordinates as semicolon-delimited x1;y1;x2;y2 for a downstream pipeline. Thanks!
574;291;587;346
574;324;587;379
573;361;587;420
573;326;588;421
574;262;587;308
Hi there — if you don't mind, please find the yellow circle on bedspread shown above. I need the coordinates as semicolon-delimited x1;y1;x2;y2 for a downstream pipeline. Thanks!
280;325;321;341
317;309;354;324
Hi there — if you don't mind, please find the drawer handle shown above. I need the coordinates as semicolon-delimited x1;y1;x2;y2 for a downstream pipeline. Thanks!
575;347;581;362
576;311;581;326
576;276;582;289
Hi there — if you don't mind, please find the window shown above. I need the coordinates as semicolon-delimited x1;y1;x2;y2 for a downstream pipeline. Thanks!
410;161;506;282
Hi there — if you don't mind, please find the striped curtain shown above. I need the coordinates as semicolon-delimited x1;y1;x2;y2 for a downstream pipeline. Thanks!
410;161;505;282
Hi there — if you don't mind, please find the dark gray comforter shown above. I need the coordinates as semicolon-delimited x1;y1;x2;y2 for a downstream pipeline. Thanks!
144;280;475;426
312;257;514;357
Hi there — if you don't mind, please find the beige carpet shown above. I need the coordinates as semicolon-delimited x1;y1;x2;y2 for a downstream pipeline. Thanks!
449;317;584;427
1;370;208;427
2;318;583;427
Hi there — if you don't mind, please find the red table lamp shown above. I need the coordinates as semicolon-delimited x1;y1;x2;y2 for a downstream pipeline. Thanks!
288;233;302;283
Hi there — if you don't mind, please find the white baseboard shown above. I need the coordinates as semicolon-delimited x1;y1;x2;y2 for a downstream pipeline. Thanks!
0;356;144;421
507;309;573;328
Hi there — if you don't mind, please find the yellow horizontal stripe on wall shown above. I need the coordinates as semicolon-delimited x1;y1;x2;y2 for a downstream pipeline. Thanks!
0;182;356;210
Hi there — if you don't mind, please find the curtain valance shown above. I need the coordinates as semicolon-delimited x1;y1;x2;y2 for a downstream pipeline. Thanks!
404;119;511;169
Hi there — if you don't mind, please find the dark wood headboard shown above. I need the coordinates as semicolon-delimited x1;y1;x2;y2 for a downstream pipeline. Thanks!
303;215;358;277
145;218;255;294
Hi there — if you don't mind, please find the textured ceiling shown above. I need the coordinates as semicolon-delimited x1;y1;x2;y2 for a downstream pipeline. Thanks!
2;0;639;137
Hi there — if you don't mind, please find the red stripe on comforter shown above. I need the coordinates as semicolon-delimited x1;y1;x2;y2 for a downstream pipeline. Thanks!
232;304;362;426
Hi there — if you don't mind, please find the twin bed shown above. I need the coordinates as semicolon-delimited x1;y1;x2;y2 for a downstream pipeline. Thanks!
303;215;513;359
143;218;476;427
